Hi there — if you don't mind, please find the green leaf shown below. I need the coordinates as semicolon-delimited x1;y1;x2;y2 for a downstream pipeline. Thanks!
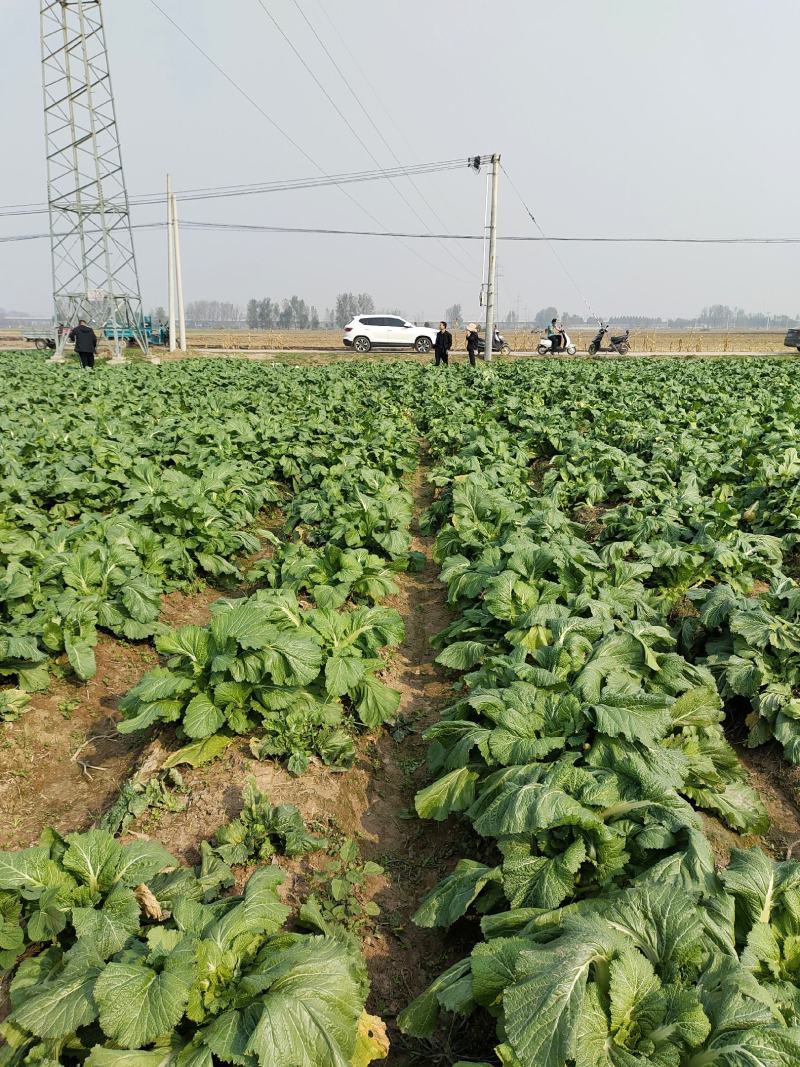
325;654;366;697
94;962;190;1049
201;1003;262;1066
115;840;178;886
397;958;472;1038
413;860;502;928
415;768;479;822
243;938;365;1067
502;838;587;910
353;675;401;728
65;636;96;681
62;830;122;894
183;693;225;739
72;884;141;958
121;578;161;623
17;661;51;692
591;689;673;746
156;625;210;665
0;845;54;894
85;1048;185;1066
12;958;103;1039
266;632;324;686
436;641;488;670
503;918;629;1067
162;735;233;769
207;867;290;947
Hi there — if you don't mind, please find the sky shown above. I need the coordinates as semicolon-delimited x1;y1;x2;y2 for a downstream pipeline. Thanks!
2;0;799;322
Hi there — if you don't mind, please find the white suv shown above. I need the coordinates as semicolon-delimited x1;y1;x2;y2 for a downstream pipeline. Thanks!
342;315;438;354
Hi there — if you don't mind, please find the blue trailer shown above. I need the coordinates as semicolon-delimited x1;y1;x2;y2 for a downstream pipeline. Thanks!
103;316;169;347
24;316;169;351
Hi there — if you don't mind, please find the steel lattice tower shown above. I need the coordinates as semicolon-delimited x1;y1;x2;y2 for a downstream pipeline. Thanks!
40;0;149;362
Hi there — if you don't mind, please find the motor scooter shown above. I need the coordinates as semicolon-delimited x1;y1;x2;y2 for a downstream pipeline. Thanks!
537;331;577;356
587;324;630;355
476;331;511;356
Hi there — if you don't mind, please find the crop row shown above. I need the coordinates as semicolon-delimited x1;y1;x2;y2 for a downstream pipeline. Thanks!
401;360;800;1065
0;353;431;1064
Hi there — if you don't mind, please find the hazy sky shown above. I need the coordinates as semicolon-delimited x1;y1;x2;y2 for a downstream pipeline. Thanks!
2;0;798;321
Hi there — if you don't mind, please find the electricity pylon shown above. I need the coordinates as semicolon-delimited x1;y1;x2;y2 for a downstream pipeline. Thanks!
40;0;150;363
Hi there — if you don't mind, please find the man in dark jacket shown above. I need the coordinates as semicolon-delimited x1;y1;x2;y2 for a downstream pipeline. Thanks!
434;321;452;366
68;320;98;369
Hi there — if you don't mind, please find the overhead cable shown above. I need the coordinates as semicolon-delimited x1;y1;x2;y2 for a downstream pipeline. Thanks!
0;160;473;219
285;0;478;277
251;0;472;280
144;0;470;283
5;224;800;245
501;163;599;322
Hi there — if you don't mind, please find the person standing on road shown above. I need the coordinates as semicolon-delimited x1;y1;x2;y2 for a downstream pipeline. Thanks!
434;321;452;366
68;319;98;370
466;323;480;367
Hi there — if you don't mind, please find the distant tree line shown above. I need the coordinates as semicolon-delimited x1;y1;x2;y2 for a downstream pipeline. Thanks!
528;305;799;330
246;297;320;330
333;292;375;328
245;292;382;329
147;297;799;333
696;305;797;329
186;301;244;327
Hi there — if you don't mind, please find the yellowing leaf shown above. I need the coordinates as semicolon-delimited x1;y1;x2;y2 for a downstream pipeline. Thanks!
351;1013;389;1066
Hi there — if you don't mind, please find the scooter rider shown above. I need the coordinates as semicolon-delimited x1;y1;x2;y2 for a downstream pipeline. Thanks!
547;318;564;352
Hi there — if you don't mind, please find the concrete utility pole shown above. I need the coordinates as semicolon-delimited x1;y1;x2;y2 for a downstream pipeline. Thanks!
483;153;501;362
172;191;187;352
167;174;176;353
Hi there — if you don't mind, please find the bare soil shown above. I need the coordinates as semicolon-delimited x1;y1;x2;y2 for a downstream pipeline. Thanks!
0;584;221;850
0;635;154;849
734;742;800;859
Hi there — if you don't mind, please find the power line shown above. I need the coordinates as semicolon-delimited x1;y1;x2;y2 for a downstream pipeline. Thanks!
0;159;470;219
145;0;470;284
6;223;800;245
501;163;598;322
284;0;478;277
251;0;472;282
311;0;415;157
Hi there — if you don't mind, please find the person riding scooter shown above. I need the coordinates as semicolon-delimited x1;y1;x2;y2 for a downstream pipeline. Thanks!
546;318;565;352
476;327;510;356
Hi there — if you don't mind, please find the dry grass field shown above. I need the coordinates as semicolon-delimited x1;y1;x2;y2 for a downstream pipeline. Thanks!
1;325;794;355
178;327;795;354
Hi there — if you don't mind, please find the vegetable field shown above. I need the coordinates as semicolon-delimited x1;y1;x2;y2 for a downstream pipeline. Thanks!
3;349;800;1065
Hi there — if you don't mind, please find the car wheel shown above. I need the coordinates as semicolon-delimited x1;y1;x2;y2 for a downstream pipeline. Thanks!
414;336;432;354
353;336;371;353
537;344;548;355
567;345;577;355
35;339;46;350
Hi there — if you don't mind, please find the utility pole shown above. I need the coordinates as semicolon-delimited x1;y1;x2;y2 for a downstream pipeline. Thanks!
483;153;500;362
40;0;150;364
167;175;176;353
172;189;187;351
